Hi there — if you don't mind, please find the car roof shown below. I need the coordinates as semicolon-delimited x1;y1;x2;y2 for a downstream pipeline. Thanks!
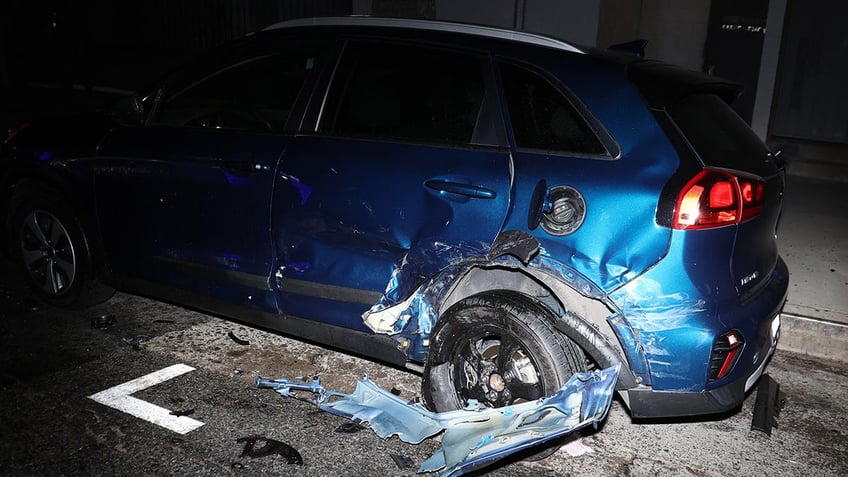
263;16;585;55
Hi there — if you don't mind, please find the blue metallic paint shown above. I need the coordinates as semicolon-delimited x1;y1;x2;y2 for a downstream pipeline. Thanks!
271;135;511;328
95;126;284;311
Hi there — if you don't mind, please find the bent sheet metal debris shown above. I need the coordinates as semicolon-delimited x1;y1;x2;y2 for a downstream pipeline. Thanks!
257;364;620;476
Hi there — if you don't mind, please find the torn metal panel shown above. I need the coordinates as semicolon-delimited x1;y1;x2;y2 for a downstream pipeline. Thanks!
257;365;620;477
362;231;614;362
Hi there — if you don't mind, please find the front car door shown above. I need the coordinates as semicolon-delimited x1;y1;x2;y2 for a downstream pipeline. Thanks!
95;37;329;311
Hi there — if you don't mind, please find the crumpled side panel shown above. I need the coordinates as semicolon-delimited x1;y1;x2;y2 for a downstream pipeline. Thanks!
257;365;620;477
361;233;610;361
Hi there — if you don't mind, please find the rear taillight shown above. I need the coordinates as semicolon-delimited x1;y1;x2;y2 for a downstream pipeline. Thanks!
673;169;766;230
709;330;744;381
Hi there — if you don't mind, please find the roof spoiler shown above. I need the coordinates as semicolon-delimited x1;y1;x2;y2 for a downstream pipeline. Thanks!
608;39;648;57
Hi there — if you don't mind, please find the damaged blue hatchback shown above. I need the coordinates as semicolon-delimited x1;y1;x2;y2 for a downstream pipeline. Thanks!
1;17;786;421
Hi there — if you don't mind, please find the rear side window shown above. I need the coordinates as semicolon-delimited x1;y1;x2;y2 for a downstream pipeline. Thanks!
668;93;770;172
499;62;605;155
322;42;485;145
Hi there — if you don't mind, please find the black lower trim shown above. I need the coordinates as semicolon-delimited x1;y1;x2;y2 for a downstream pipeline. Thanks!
623;377;747;419
106;274;409;368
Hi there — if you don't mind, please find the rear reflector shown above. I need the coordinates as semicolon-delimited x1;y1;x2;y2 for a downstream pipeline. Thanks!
673;169;766;230
709;330;744;381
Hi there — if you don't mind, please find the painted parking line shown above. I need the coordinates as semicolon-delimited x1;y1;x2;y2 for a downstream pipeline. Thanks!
88;363;204;434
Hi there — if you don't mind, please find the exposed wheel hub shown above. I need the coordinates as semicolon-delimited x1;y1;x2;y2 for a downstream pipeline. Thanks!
488;373;506;392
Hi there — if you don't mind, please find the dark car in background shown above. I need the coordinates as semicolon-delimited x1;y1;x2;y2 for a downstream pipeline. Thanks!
1;17;786;421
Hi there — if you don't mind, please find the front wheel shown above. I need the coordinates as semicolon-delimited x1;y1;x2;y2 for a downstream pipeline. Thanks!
422;290;586;412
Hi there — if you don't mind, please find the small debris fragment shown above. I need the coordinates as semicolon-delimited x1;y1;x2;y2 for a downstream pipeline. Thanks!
390;453;416;470
236;436;302;465
91;314;116;329
122;335;152;350
562;437;595;456
170;409;195;417
230;462;245;469
335;422;366;434
228;331;250;346
390;387;402;396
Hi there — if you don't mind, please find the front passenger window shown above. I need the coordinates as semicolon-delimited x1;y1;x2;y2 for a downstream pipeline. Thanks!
153;52;319;132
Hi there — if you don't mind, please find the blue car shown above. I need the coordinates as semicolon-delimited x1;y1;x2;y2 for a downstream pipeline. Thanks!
1;17;786;421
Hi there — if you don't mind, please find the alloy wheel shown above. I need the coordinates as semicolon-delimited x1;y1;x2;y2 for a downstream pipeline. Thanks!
20;210;77;295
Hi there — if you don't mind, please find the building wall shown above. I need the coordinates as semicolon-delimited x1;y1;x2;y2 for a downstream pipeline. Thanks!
638;0;711;70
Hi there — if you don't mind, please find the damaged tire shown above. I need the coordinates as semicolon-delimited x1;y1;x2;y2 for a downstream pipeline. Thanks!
422;291;587;459
11;182;113;308
423;289;586;411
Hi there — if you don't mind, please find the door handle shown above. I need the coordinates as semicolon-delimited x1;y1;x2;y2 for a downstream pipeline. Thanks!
424;179;496;199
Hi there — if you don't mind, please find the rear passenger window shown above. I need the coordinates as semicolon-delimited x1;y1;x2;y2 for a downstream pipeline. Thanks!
322;42;485;144
499;62;605;155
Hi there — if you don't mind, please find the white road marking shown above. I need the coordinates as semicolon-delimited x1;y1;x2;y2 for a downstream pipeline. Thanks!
88;363;204;434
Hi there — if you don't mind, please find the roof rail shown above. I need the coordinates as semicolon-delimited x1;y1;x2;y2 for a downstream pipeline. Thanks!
263;16;584;54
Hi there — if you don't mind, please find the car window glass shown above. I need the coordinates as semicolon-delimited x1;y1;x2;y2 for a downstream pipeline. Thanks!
152;51;319;132
323;42;485;144
499;62;605;155
668;93;770;171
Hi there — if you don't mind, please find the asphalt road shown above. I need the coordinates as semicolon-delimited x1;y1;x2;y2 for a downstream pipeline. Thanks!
1;260;847;477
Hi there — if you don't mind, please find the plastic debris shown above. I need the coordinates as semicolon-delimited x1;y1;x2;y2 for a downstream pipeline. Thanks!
228;331;250;345
91;314;116;329
257;365;620;476
236;436;303;464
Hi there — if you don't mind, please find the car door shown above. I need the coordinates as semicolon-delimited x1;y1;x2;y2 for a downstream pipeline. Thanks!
95;40;328;311
271;40;513;330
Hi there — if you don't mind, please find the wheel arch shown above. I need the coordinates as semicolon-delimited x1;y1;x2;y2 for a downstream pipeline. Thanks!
6;168;105;282
440;265;640;390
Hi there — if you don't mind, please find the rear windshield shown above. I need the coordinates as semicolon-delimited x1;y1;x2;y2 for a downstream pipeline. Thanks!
668;93;771;173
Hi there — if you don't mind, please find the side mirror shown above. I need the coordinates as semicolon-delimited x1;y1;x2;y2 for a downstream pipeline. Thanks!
109;95;144;126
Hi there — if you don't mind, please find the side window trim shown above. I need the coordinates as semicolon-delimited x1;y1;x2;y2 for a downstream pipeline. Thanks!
495;58;621;160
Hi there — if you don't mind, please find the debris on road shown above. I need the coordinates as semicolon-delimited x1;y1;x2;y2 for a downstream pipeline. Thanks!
236;435;303;464
91;314;116;329
335;422;366;433
228;331;250;346
122;334;152;350
257;365;620;476
751;374;785;436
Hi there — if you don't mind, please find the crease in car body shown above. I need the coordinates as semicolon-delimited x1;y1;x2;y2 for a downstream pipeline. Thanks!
257;364;620;476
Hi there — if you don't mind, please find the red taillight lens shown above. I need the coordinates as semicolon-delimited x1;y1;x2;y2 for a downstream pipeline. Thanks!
673;169;766;230
739;179;766;221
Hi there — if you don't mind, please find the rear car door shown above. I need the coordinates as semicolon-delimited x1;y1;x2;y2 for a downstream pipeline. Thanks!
272;40;512;330
95;39;328;311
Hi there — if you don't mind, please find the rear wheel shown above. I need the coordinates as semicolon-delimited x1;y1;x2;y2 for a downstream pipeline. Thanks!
422;290;586;457
11;183;113;307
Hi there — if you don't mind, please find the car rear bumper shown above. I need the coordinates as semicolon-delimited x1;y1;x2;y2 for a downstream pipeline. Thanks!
621;310;781;418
